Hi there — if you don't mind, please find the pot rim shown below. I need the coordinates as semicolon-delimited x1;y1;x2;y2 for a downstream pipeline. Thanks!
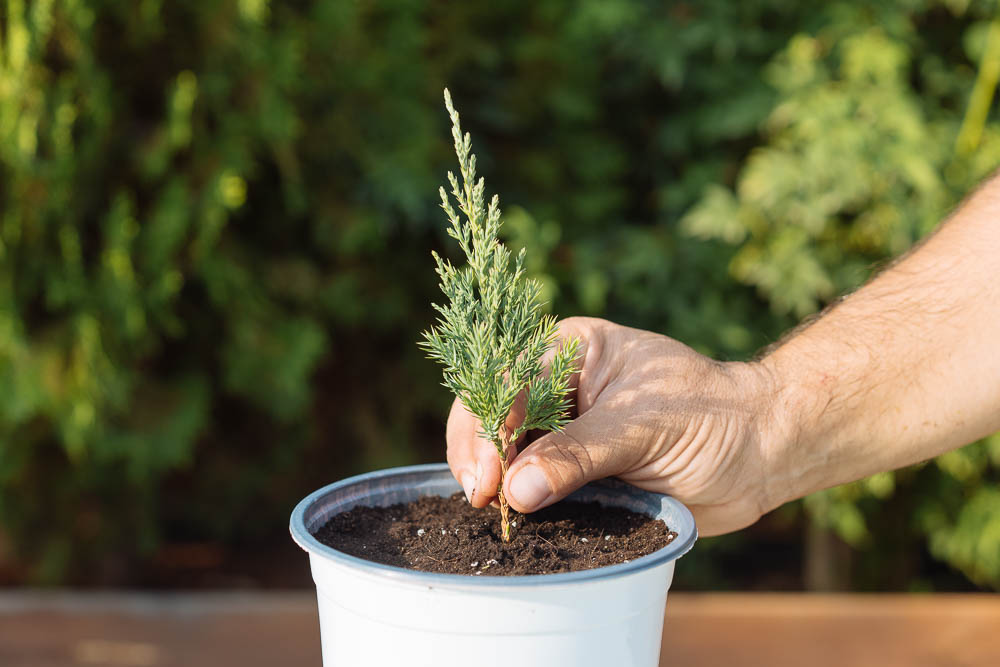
290;463;697;587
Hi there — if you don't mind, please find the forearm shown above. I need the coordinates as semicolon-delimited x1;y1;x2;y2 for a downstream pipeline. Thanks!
759;174;1000;510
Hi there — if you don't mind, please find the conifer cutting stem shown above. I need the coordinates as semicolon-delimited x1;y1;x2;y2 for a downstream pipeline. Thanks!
497;429;513;542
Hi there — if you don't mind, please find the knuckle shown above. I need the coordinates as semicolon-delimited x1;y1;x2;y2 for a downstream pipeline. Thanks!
557;316;598;338
445;444;463;469
538;429;594;488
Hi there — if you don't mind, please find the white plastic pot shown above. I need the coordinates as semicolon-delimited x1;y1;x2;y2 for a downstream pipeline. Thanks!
290;463;696;667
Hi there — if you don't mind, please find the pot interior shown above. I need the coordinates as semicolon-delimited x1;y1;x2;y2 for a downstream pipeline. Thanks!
291;463;697;582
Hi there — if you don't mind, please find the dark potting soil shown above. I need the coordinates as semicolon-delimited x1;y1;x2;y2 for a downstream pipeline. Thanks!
314;493;678;576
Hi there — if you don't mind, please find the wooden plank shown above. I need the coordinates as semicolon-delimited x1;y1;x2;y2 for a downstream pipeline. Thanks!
0;592;997;666
0;593;320;667
661;594;1000;667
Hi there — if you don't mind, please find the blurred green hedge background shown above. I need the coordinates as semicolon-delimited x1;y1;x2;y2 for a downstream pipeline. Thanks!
3;0;1000;590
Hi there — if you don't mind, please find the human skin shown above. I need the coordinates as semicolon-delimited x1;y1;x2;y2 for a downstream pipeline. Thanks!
446;173;1000;537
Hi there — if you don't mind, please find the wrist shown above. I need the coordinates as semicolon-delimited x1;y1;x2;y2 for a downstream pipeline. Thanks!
725;357;798;516
752;347;829;511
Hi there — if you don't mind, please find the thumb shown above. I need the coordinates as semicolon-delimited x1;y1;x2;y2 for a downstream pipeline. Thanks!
502;404;630;513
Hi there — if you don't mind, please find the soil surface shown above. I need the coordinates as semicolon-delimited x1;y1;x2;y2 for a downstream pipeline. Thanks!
315;493;678;576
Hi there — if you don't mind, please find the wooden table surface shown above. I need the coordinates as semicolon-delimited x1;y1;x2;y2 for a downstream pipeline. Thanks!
0;591;997;666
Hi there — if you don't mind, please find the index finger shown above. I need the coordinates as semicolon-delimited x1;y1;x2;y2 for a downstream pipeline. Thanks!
445;398;517;508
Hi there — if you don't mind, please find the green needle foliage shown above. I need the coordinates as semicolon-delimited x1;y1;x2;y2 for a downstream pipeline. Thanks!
421;89;578;500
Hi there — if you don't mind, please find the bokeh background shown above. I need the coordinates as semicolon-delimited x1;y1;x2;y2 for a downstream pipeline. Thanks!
3;0;1000;593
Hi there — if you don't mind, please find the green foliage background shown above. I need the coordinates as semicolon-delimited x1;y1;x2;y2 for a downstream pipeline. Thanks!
2;0;1000;588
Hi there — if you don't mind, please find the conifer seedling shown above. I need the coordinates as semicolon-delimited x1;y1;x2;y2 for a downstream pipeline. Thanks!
421;89;579;543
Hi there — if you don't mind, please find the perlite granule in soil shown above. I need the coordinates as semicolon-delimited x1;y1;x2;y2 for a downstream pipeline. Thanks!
315;493;678;576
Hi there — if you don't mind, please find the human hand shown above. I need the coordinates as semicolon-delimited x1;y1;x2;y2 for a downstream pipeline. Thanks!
446;316;781;537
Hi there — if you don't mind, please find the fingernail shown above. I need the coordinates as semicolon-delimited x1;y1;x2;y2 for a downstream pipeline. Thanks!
460;472;475;503
508;465;552;510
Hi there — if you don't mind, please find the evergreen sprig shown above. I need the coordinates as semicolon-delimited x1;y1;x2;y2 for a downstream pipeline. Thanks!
420;90;578;539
